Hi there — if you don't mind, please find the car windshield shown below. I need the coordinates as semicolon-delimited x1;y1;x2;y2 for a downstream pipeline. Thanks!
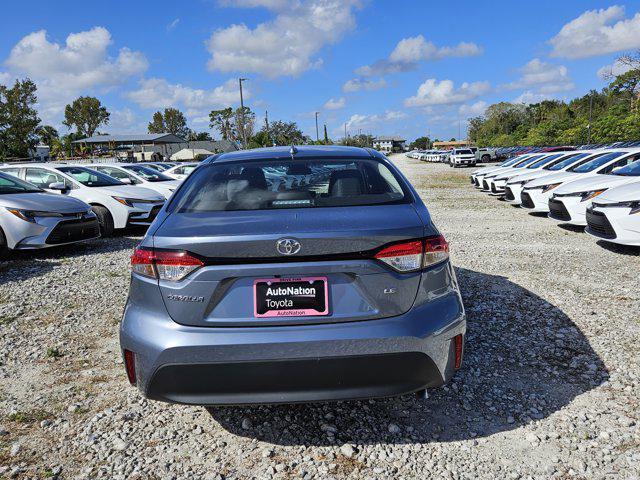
0;173;43;194
124;165;173;182
56;166;123;187
526;154;562;169
501;156;528;167
612;159;640;176
169;158;408;213
514;155;543;167
546;153;591;171
456;149;472;155
142;164;168;172
568;152;625;173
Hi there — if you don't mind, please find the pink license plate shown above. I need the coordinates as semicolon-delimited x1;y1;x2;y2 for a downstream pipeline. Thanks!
253;277;329;318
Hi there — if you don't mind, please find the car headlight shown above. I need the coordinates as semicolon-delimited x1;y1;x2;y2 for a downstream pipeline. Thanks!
541;183;562;193
112;196;162;207
6;208;64;222
579;189;607;202
594;200;640;214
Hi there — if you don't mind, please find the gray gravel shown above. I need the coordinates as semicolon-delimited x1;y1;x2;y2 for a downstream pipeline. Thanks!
0;154;639;479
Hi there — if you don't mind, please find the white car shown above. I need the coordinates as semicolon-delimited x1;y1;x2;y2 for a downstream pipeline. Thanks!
586;178;640;246
471;154;535;188
520;149;640;214
504;151;594;205
164;163;200;181
449;148;476;168
0;171;99;255
489;153;567;195
481;154;548;192
548;156;640;225
0;164;165;236
86;164;179;199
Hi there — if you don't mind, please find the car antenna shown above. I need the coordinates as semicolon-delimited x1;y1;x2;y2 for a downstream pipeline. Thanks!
289;144;298;159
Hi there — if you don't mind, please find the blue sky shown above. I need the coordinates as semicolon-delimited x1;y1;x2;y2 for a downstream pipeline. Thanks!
1;0;639;141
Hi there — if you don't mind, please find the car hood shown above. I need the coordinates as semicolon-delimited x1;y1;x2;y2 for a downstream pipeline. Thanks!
554;174;639;194
495;167;541;180
507;170;557;184
596;179;640;203
525;171;581;188
96;185;165;200
0;192;90;212
473;165;505;176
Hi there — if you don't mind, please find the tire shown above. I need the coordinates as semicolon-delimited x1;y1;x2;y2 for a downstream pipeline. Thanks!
91;205;115;237
0;227;8;260
481;155;491;163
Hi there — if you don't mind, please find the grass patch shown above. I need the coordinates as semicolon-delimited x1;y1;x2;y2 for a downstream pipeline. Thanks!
7;409;51;424
46;347;62;358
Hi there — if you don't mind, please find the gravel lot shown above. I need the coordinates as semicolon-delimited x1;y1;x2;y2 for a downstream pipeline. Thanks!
0;153;639;479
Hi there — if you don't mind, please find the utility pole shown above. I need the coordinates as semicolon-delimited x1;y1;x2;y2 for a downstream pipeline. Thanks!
344;123;347;141
315;112;319;142
458;120;461;141
323;123;328;143
238;77;247;149
587;93;593;144
265;110;270;147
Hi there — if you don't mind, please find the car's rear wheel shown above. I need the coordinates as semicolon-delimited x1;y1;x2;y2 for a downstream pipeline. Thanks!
91;206;114;237
481;155;491;163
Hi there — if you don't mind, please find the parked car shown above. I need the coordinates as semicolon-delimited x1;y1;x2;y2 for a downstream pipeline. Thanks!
489;153;569;195
86;164;180;199
586;180;640;246
481;154;547;191
449;148;476;168
138;162;176;172
470;154;534;188
475;148;498;163
164;163;200;181
0;171;99;256
0;164;165;236
547;154;640;225
519;149;640;214
120;146;466;405
504;151;594;205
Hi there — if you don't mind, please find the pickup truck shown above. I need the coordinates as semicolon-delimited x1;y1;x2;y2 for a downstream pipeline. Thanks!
475;147;499;163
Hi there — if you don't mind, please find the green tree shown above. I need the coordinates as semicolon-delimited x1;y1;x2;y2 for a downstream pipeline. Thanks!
0;78;41;159
268;120;307;145
148;108;189;137
409;136;431;150
63;96;110;138
209;106;255;147
36;125;59;147
186;131;212;141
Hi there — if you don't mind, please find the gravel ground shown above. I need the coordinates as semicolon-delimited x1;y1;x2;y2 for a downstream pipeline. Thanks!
0;153;639;479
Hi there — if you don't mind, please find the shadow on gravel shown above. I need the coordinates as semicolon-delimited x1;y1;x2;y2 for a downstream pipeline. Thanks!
208;267;608;446
557;224;585;233
596;240;640;256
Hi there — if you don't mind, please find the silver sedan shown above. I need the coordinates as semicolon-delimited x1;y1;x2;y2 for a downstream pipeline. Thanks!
0;171;100;256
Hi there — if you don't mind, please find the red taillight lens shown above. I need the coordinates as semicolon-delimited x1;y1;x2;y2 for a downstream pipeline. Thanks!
454;334;463;369
124;349;136;385
374;236;449;272
423;235;449;267
374;240;423;272
130;247;204;281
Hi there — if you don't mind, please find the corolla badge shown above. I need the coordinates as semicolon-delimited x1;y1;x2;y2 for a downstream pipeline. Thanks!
276;238;301;256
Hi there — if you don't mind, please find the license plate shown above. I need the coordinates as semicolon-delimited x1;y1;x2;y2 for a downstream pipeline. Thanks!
253;277;328;318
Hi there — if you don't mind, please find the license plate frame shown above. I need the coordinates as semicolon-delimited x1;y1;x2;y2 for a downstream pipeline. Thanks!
253;276;329;318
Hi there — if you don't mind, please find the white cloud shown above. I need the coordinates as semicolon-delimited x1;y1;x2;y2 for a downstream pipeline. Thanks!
345;110;408;130
342;78;387;92
355;35;482;77
3;27;148;124
323;97;345;110
549;5;640;59
167;18;180;31
597;58;635;80
458;101;488;118
404;79;491;107
503;58;574;94
512;91;555;105
206;0;361;78
0;72;10;85
127;78;244;110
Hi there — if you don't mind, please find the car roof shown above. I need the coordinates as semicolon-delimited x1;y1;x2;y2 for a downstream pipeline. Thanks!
205;145;378;164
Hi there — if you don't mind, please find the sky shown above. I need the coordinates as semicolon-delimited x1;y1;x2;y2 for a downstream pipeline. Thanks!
1;0;639;142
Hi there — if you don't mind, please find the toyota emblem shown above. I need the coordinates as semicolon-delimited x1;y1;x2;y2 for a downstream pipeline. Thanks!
276;238;301;256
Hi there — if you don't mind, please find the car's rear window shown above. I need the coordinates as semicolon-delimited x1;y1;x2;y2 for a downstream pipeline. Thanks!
169;158;408;212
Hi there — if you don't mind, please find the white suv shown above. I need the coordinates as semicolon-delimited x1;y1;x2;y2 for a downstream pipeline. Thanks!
0;164;165;236
449;149;476;168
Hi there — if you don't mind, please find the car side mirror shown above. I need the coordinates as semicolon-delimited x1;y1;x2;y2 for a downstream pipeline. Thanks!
120;178;133;185
49;182;68;192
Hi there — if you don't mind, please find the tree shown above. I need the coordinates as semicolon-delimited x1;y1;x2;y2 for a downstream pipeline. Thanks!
63;96;110;138
148;108;189;137
186;131;212;141
409;136;431;150
209;106;256;147
341;133;373;148
36;125;59;147
0;78;41;159
268;120;307;145
209;108;235;140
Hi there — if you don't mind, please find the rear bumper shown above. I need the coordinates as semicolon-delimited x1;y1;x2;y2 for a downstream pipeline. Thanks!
120;283;465;405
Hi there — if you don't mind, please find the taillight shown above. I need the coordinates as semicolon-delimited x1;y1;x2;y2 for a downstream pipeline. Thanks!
131;247;204;281
374;235;449;272
454;334;463;369
124;349;136;385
